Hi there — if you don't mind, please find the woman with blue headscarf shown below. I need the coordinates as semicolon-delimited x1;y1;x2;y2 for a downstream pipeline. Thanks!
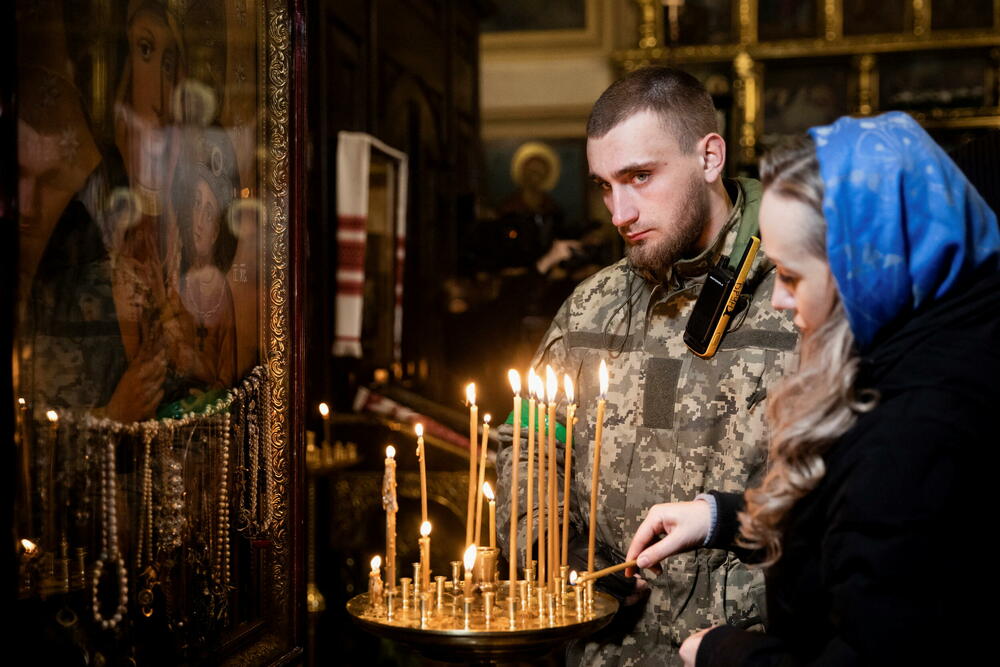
624;112;1000;666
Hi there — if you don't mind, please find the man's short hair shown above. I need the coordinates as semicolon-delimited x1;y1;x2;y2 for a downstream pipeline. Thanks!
587;66;718;153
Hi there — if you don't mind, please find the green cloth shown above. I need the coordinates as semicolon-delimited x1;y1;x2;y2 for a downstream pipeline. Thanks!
504;398;566;443
156;387;229;419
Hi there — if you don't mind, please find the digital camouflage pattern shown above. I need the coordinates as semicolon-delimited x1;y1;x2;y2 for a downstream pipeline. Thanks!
496;178;798;666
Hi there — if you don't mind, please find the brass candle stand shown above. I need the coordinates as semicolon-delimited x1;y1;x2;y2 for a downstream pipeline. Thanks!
347;552;618;664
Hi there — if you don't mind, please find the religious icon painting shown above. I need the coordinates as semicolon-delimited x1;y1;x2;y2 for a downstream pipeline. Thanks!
13;0;297;663
757;0;822;42
761;59;850;148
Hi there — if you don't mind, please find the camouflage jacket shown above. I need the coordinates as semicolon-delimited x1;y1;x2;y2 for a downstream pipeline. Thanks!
496;178;798;666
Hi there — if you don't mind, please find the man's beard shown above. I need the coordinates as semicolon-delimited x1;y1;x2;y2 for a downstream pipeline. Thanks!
625;173;709;279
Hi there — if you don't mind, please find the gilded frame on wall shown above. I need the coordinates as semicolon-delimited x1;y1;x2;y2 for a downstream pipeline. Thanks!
12;0;296;663
620;0;1000;166
481;0;602;51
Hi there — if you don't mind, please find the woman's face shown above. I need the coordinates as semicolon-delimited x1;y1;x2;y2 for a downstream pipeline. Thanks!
759;190;838;335
127;9;178;128
192;179;220;264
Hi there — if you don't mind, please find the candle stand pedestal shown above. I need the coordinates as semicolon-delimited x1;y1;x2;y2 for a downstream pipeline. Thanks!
346;584;618;665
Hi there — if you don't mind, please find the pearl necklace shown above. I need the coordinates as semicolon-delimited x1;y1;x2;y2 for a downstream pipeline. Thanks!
92;424;128;630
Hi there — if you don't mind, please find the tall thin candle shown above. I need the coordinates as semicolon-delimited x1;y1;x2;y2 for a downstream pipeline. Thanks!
419;521;432;593
415;423;428;523
507;369;522;586
319;402;331;448
383;445;398;589
474;414;492;546
466;383;477;548
588;361;609;572
545;365;559;590
525;368;536;575
535;376;546;592
562;375;576;567
484;482;496;549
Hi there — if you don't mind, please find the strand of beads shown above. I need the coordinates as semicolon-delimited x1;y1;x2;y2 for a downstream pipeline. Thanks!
93;423;128;630
217;404;232;591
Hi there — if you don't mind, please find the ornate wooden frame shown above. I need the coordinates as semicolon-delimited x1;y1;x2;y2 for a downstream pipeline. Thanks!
9;0;304;662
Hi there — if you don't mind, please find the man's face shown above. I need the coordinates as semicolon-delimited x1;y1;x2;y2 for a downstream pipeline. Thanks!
588;110;709;276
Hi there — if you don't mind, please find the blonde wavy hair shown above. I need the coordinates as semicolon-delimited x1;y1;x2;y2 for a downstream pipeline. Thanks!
738;136;877;566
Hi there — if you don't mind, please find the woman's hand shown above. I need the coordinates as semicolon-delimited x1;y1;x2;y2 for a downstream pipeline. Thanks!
625;499;712;576
680;626;716;667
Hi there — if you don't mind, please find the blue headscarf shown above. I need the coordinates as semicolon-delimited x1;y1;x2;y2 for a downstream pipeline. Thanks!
807;112;1000;351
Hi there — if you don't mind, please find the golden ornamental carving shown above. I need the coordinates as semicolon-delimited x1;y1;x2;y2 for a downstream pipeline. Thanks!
738;0;757;45
912;0;930;37
636;0;658;50
265;3;292;630
824;0;843;41
854;54;878;115
733;51;759;164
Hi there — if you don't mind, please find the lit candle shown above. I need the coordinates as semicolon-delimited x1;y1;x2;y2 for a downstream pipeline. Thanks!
588;360;609;572
525;368;537;577
415;423;428;524
507;369;521;587
483;482;496;549
46;410;58;547
534;375;546;592
419;521;432;594
318;402;331;447
383;445;398;589
546;365;558;590
562;375;576;567
463;543;476;599
369;555;384;609
474;414;491;546
466;383;477;548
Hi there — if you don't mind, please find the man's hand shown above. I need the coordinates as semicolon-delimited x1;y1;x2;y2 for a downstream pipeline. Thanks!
625;499;712;576
680;626;716;667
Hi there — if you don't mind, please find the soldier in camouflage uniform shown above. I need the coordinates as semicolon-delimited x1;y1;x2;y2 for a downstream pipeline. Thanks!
495;68;797;665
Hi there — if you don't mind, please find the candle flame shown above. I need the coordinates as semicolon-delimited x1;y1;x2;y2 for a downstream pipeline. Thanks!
371;555;382;572
21;538;37;554
569;570;578;585
465;382;476;406
318;402;330;418
45;410;58;423
386;445;396;459
483;413;491;424
415;423;424;437
545;365;558;403
483;481;494;500
463;544;477;571
17;397;26;407
420;521;432;537
599;359;609;397
532;374;544;401
508;369;521;395
564;374;575;404
528;367;537;390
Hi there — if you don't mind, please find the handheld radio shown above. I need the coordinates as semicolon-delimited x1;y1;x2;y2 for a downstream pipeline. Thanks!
683;222;761;359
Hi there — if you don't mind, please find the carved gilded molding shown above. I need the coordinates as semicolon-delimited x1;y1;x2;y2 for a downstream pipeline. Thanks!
733;51;760;164
265;0;292;621
912;0;930;37
225;3;294;664
739;0;756;45
824;0;843;41
854;54;878;115
636;0;658;49
614;30;1000;68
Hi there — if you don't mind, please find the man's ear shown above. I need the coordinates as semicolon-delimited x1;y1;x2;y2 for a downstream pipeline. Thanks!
699;133;726;184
